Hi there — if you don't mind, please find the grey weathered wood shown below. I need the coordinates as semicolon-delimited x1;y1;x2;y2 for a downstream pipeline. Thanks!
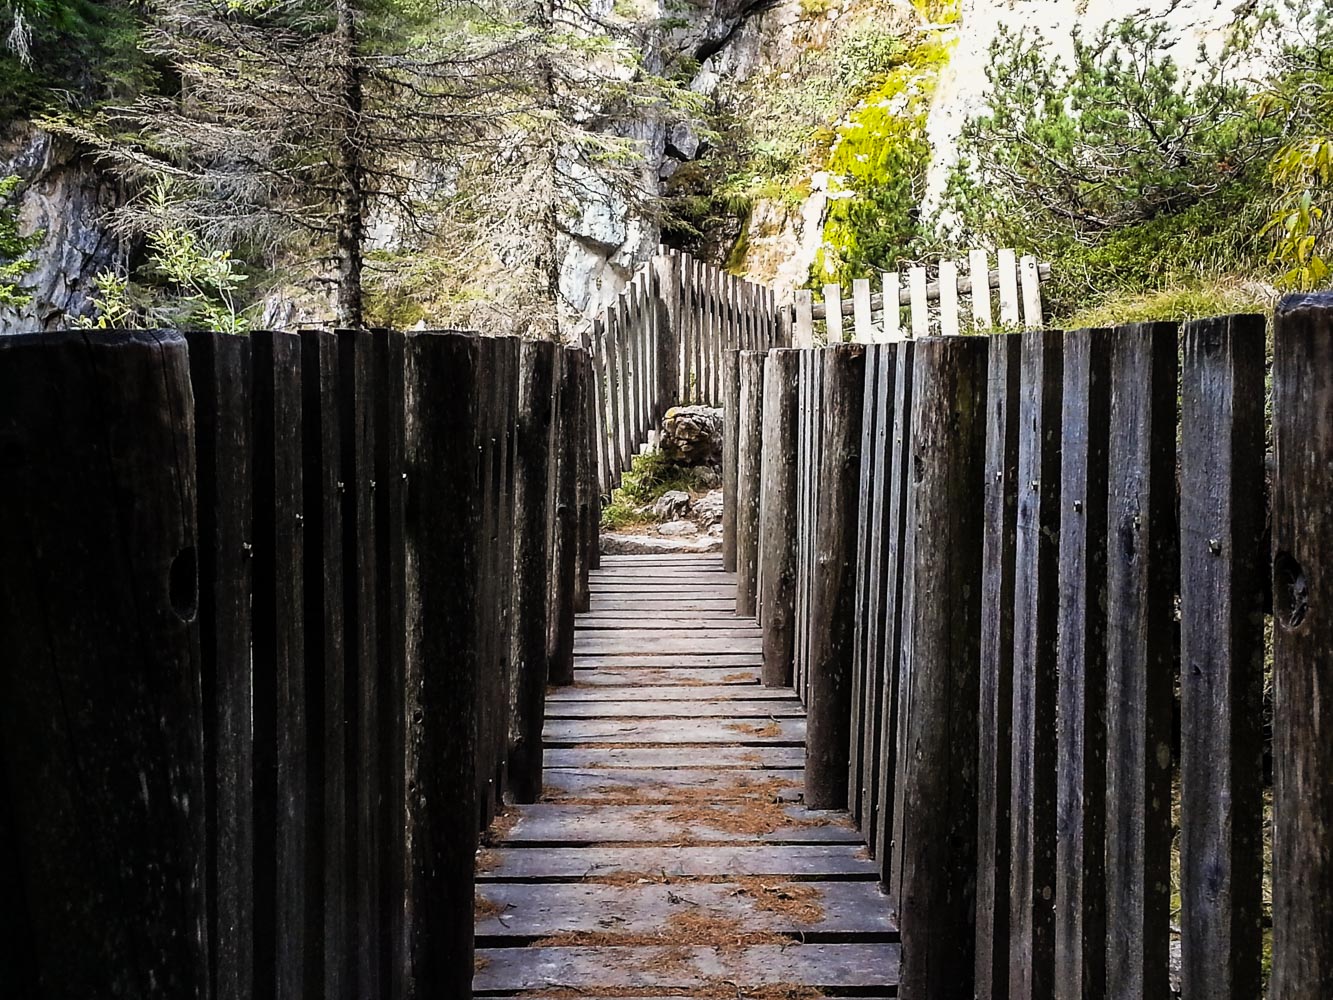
1270;293;1333;1000
976;333;1021;1000
251;330;311;1000
574;653;760;668
503;804;861;845
546;745;805;768
548;347;581;686
805;345;866;810
545;699;801;719
735;350;766;618
476;880;893;939
542;718;805;745
186;330;256;1000
721;349;742;571
540;767;803;797
810;261;1054;320
573;636;761;655
297;330;346;1000
1008;329;1063;1000
0;330;207;999
402;331;481;997
874;342;915;888
476;843;877;882
547;684;787;701
1179;314;1266;1000
1053;328;1113;1000
509;339;558;804
473;943;898;992
338;328;382;1000
891;336;987;1000
759;350;801;687
572;667;762;686
1104;321;1178;1000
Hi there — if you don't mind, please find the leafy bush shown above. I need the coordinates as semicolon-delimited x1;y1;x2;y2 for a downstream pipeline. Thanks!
600;449;714;530
0;173;40;308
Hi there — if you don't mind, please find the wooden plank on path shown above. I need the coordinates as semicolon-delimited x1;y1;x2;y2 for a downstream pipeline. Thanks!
542;718;805;745
545;746;805;769
504;805;861;846
574;654;761;669
544;699;803;719
549;684;783;702
477;844;879;882
541;767;803;799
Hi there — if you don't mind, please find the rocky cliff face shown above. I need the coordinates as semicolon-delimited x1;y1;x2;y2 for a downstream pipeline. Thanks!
0;128;123;334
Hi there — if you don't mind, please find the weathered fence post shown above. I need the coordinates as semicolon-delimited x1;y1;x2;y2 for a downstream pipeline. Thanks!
548;346;581;686
1270;293;1333;1000
759;349;801;687
508;339;557;804
1104;321;1178;1000
735;350;765;618
0;330;208;999
804;343;866;810
188;329;257;1000
976;333;1021;1000
891;336;986;1000
722;349;742;571
653;249;681;415
402;331;480;998
1053;328;1113;1000
1009;330;1064;1000
1179;314;1266;1000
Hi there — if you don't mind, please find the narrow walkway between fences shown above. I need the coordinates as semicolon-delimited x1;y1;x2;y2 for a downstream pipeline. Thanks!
473;554;899;996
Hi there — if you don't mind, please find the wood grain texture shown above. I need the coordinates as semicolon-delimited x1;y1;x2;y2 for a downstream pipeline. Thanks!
735;350;765;617
759;349;801;687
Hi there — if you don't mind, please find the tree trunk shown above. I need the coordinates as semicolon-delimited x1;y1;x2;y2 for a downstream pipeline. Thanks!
334;0;366;330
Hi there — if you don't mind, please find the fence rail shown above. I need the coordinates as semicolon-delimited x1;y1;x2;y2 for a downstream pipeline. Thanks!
794;248;1049;345
0;327;598;999
732;293;1333;1000
588;248;789;494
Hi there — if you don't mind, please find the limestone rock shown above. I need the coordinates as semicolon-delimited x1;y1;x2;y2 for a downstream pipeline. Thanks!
601;532;723;555
658;520;699;537
660;406;724;467
692;489;725;529
652;490;692;521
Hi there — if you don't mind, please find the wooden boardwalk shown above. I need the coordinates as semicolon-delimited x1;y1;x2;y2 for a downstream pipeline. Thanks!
475;554;900;997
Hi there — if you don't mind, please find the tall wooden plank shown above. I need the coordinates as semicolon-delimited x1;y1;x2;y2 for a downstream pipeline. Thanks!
1269;292;1333;1000
805;344;866;810
508;339;558;804
970;249;994;331
472;338;501;829
998;249;1021;328
297;331;347;1000
722;350;743;572
976;333;1021;1000
709;266;724;404
186;331;256;1000
908;267;929;339
876;342;915;889
853;277;875;343
883;272;902;342
824;284;845;344
1020;255;1044;330
848;344;881;829
892;336;987;1000
1104;321;1178;1000
591;319;613;493
252;331;310;1000
548;346;581;687
0;330;207;1000
759;349;801;687
795;289;815;349
1008;330;1064;1000
1054;328;1113;1000
1179;314;1266;1000
614;304;634;477
337;328;381;1000
735;351;766;617
402;331;480;997
939;260;961;337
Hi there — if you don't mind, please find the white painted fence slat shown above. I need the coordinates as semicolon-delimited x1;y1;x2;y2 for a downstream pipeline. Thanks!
998;248;1021;328
969;249;993;331
795;289;814;348
909;266;929;339
824;283;844;344
939;260;961;337
883;271;901;343
1020;254;1044;330
853;277;874;344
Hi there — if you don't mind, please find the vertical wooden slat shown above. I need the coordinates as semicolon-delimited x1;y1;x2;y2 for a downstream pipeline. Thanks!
892;336;987;1000
722;350;743;572
1269;293;1333;999
976;333;1021;1000
970;249;994;331
1054;328;1113;1000
401;331;480;998
1020;255;1044;330
909;266;929;339
795;289;815;349
853;277;875;343
824;284;845;344
1008;330;1064;1000
590;318;611;494
548;346;581;688
998;249;1021;328
805;343;866;810
883;271;902;342
1104;321;1178;1000
1179;314;1266;1000
760;349;801;687
735;351;766;618
848;344;881;830
939;260;961;337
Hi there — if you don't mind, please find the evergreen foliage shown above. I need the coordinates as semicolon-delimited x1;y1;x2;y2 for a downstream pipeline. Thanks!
0;174;40;308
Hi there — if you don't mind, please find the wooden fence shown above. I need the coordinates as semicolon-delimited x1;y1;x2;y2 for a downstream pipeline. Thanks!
0;327;598;1000
733;294;1333;1000
794;248;1050;345
588;248;789;494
